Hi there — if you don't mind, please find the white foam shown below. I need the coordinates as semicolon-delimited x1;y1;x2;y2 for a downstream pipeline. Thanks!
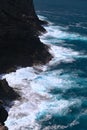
2;67;37;86
44;43;79;65
30;71;71;93
40;25;87;42
3;16;85;130
36;99;81;119
39;24;87;67
3;65;81;130
38;15;48;21
42;120;79;130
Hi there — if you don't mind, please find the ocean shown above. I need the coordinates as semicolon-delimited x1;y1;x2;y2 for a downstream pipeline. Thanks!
2;0;87;130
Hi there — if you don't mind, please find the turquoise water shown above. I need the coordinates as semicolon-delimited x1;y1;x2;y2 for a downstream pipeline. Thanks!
2;1;87;130
33;0;87;130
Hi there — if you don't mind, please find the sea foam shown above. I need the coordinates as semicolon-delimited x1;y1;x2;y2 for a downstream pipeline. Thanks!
2;15;86;130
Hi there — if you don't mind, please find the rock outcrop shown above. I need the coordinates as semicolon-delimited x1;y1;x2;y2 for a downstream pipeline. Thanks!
0;79;18;128
0;79;20;100
0;0;52;73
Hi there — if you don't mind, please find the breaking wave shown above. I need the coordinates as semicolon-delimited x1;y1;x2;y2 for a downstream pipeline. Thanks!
1;15;87;130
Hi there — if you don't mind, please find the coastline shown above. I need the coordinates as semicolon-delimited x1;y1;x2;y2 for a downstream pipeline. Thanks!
0;1;52;126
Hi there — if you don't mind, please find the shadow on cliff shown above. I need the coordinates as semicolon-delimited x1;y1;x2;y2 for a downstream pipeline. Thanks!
0;0;52;74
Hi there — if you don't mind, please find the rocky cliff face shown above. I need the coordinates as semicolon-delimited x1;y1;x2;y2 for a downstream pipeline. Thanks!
0;0;52;73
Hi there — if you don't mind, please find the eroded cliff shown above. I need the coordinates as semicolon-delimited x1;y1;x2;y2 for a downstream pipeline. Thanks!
0;0;52;73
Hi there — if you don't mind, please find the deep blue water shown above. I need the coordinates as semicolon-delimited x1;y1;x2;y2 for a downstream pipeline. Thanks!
34;0;87;130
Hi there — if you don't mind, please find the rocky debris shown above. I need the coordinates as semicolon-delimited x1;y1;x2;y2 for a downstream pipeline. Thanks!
0;79;20;100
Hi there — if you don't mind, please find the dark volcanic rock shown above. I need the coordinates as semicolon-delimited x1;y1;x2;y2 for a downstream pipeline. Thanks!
0;79;20;100
0;125;8;130
0;0;52;73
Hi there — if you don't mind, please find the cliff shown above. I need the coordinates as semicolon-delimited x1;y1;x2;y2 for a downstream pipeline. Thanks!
0;0;52;73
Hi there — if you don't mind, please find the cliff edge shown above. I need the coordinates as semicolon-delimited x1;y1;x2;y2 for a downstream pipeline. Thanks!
0;0;52;73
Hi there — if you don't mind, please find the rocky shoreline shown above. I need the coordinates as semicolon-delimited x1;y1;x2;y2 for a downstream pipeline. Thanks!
0;0;52;127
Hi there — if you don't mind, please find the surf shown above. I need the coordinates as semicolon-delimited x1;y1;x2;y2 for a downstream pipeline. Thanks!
1;14;87;130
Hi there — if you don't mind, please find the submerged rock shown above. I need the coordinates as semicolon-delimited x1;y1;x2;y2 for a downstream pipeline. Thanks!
0;0;52;73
